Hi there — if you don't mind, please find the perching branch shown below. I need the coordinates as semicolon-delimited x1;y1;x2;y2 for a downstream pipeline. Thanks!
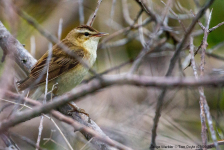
1;90;130;150
2;74;224;135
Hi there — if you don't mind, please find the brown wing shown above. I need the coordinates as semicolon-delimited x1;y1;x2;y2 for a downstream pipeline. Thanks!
17;39;84;91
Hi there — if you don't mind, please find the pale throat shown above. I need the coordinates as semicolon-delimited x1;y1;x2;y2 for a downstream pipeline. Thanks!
83;37;100;66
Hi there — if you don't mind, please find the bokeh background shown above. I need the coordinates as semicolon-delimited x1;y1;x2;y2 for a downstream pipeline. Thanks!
0;0;224;149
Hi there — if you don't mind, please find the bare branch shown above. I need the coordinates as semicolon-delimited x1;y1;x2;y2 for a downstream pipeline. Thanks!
0;132;20;150
209;21;224;33
99;17;152;49
78;0;84;25
199;9;219;150
57;18;63;40
36;43;52;150
122;0;134;25
189;37;208;149
1;90;132;150
10;132;46;150
88;0;103;26
2;74;224;136
135;0;157;22
150;0;215;148
128;38;167;74
0;21;36;73
161;0;186;32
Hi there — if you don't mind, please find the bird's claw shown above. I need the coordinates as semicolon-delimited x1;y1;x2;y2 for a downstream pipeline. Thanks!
67;102;89;117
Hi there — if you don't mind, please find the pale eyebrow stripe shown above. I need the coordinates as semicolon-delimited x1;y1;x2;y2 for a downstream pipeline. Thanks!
75;29;95;34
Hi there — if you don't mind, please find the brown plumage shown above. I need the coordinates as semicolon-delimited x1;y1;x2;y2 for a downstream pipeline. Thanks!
17;25;108;99
17;39;84;91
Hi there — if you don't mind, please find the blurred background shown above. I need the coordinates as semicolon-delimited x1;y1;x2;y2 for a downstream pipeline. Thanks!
0;0;224;149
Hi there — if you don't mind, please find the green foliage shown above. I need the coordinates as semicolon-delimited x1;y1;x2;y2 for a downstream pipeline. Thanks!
208;0;224;47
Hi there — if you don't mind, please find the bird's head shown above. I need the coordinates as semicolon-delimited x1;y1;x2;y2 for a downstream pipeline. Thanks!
66;25;108;49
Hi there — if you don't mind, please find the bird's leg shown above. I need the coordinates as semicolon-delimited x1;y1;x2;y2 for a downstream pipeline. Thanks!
67;102;89;117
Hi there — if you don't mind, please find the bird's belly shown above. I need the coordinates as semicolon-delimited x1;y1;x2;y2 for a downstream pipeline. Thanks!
48;64;88;95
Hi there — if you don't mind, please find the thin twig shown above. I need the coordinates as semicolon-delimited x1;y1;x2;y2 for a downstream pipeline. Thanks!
89;0;103;26
122;0;134;25
100;36;136;49
36;43;52;150
209;21;224;33
110;0;116;25
184;12;224;69
129;0;172;75
190;10;205;30
161;0;186;32
49;118;74;150
199;9;219;150
43;130;67;150
36;116;44;150
0;132;20;150
194;0;201;8
128;38;167;74
30;36;36;58
132;9;144;26
58;18;63;40
135;0;157;22
138;15;146;47
10;132;46;150
189;37;207;149
206;52;224;61
82;59;134;83
0;97;74;150
80;138;93;150
207;41;224;53
99;18;152;48
78;0;84;25
183;42;202;70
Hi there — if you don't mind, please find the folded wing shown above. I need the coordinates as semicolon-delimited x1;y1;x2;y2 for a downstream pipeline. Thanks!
17;39;84;91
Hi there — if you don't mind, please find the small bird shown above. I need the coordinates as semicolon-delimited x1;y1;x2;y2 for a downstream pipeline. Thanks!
17;25;108;109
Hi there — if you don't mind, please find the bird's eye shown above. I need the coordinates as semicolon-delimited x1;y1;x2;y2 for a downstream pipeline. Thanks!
84;32;90;36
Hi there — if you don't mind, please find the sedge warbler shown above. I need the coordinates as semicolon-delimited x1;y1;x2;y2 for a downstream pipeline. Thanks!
17;25;108;103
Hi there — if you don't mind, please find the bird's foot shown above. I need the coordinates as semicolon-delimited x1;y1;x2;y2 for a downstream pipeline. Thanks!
67;102;89;117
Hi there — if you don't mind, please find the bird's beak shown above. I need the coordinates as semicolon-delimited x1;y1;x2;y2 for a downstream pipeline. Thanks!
93;32;109;37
